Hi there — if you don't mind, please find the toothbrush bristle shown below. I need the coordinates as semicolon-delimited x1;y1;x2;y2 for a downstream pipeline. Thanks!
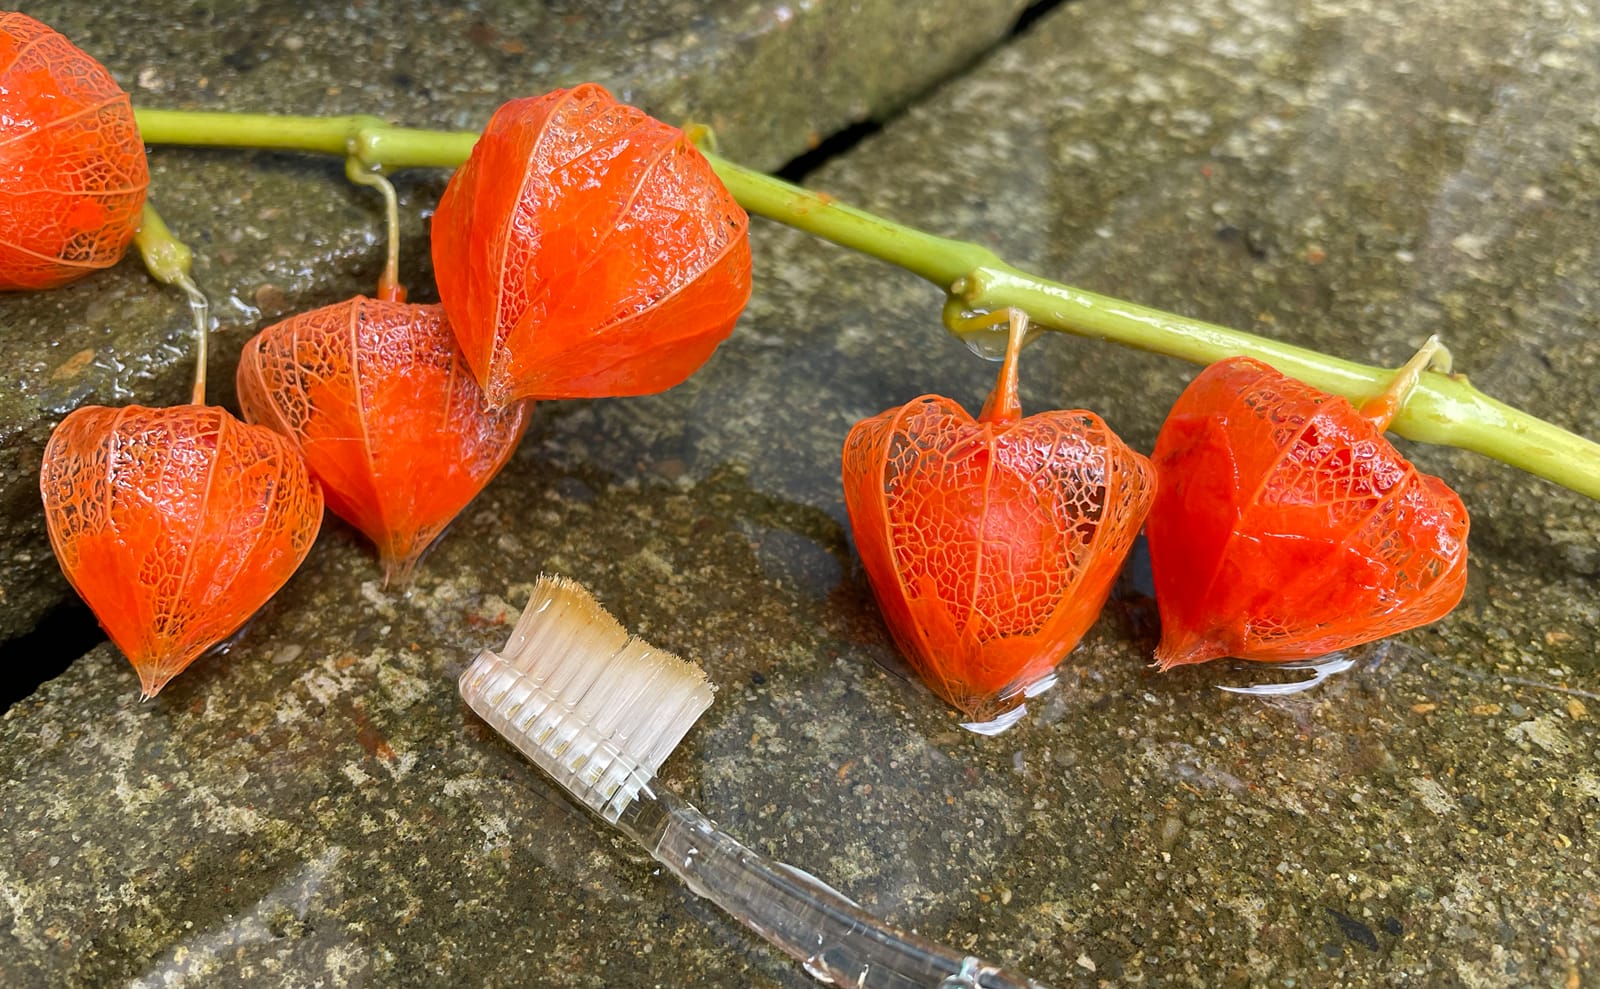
459;575;716;821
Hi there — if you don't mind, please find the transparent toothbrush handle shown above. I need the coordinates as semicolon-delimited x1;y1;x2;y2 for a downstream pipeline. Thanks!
623;787;1054;989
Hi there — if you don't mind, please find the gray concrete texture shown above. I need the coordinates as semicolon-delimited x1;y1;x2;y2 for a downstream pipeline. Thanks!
3;0;1599;986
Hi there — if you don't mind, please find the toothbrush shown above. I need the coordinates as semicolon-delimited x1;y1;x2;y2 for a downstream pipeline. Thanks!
459;575;1056;989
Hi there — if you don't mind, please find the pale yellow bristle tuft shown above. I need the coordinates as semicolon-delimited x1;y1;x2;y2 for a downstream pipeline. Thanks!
459;574;716;821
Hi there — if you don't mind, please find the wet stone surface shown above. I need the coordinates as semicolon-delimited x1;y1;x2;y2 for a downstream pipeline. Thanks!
4;0;1600;986
0;0;1030;642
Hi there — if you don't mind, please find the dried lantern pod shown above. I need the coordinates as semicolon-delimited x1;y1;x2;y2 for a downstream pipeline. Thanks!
237;297;531;586
0;11;149;290
431;83;753;404
40;405;324;697
842;311;1156;725
1146;347;1469;670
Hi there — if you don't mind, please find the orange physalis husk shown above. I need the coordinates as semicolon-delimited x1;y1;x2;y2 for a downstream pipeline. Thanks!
40;405;324;697
1145;353;1469;670
842;311;1156;726
431;83;753;405
0;11;149;290
237;297;531;587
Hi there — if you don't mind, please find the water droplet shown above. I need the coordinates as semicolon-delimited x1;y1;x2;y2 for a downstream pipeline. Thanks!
955;315;1042;362
937;957;987;988
801;953;837;983
961;704;1031;736
1022;671;1058;698
959;326;1011;362
1218;653;1358;696
958;672;1058;736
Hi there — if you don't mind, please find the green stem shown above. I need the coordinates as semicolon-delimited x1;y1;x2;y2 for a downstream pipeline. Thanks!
135;110;477;167
133;203;211;405
132;108;1600;501
344;157;405;302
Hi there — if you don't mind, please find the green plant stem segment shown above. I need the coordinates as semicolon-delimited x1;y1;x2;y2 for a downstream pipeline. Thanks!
133;203;211;405
132;108;1600;502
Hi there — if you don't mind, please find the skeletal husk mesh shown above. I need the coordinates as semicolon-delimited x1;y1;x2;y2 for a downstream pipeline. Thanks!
39;405;324;697
843;395;1155;719
431;83;752;404
0;12;149;290
1147;357;1469;669
236;297;531;586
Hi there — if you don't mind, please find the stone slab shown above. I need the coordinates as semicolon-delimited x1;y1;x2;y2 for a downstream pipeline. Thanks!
3;0;1600;986
0;0;1030;642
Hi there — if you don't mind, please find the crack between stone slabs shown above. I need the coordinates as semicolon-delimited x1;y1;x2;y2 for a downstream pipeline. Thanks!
1011;0;1074;38
776;0;1077;182
0;598;103;714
